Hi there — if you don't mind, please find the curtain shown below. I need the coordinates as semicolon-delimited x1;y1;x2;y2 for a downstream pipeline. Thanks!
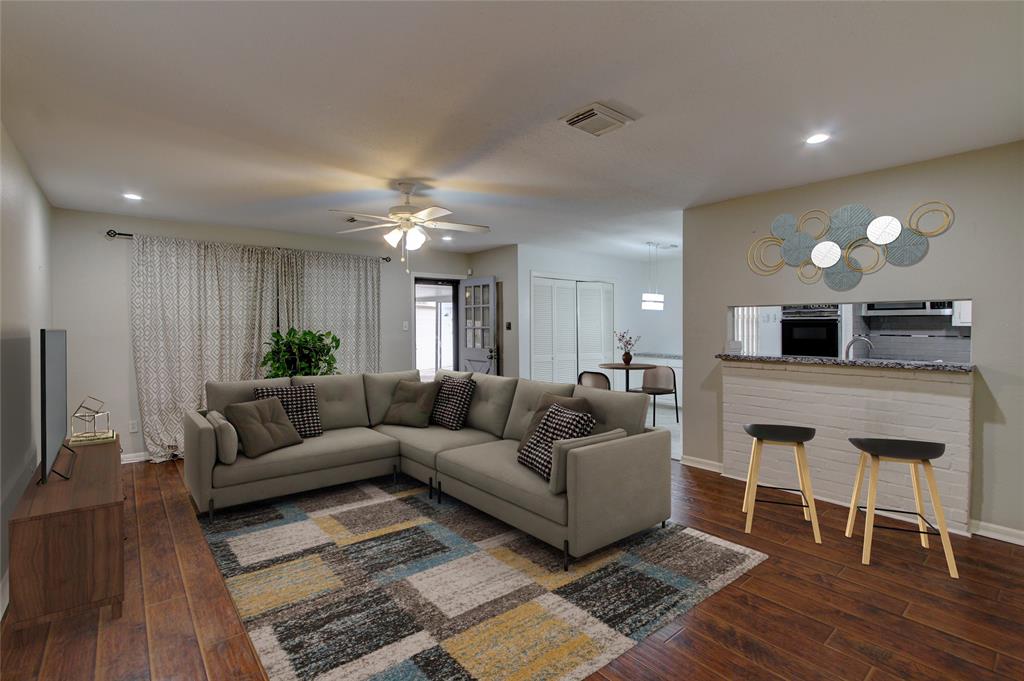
130;235;381;460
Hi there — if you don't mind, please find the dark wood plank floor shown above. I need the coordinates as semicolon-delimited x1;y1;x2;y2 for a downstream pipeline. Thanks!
3;461;1022;680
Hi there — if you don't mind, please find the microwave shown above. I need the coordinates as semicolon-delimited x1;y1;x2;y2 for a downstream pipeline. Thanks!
860;301;954;317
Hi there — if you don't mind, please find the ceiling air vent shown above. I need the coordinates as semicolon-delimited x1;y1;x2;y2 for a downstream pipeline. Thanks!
560;103;633;137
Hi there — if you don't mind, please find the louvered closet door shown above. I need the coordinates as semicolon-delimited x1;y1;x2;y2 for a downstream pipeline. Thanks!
577;281;614;379
552;280;578;383
531;277;579;382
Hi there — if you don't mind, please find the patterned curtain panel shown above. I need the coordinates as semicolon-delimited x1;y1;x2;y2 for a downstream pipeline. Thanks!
130;235;278;460
279;248;381;374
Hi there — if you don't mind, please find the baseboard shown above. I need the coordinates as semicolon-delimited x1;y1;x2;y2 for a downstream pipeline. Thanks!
121;451;150;464
1;569;9;621
970;520;1024;547
681;456;723;474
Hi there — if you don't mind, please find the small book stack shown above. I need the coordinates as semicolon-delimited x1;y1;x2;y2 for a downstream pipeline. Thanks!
69;430;117;446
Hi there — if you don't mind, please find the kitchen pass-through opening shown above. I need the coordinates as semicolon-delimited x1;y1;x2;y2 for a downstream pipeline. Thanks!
414;279;459;380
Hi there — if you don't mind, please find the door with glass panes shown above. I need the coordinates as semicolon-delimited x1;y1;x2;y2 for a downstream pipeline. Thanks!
458;276;497;374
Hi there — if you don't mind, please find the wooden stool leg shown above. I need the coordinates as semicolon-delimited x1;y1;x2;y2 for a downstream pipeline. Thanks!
744;439;763;533
861;455;880;565
796;443;821;544
922;461;959;579
909;461;930;549
793;445;810;521
742;438;758;513
845;452;868;537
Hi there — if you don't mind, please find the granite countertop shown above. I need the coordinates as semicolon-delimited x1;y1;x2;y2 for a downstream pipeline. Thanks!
715;353;974;373
634;352;683;360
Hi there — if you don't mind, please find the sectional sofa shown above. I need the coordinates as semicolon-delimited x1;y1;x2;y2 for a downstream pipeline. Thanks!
183;369;671;567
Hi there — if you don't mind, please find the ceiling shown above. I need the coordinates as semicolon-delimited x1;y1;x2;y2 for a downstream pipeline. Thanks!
2;2;1021;258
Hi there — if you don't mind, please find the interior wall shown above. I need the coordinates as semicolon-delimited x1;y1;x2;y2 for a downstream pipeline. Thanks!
50;208;470;455
0;125;52;613
467;245;519;377
682;141;1024;533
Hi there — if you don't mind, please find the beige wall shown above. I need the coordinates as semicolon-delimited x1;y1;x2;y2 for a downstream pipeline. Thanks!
50;208;470;454
1;125;52;611
468;245;519;377
683;141;1024;533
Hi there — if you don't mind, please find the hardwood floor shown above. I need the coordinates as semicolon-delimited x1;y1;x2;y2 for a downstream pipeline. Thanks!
3;460;1022;680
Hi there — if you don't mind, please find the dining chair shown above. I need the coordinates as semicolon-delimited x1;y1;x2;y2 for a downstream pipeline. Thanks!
627;365;679;426
577;371;611;390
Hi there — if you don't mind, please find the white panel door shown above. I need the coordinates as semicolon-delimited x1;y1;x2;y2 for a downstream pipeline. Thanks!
576;281;614;379
530;277;555;381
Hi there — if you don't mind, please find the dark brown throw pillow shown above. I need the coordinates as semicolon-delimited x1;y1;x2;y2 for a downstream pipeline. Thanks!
224;397;302;458
382;380;441;428
518;393;592;453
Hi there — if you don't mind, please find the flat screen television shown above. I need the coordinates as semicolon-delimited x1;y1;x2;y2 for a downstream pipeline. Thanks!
40;329;70;483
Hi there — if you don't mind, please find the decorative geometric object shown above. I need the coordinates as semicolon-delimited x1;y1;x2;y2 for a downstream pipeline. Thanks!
749;200;953;289
202;476;766;681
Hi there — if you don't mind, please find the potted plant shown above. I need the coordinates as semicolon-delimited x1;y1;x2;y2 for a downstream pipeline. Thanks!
614;330;641;365
260;328;341;378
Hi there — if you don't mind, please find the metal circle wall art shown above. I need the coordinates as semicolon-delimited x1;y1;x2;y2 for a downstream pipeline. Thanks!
746;200;954;290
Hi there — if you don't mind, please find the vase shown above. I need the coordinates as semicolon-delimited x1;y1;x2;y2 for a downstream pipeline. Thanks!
622;352;632;365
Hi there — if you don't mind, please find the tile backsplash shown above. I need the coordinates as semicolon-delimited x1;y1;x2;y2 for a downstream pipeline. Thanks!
850;315;971;363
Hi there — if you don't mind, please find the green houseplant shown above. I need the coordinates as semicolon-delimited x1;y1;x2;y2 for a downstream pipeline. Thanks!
260;328;341;378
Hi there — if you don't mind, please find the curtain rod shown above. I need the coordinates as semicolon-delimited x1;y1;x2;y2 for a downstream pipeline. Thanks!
105;229;392;262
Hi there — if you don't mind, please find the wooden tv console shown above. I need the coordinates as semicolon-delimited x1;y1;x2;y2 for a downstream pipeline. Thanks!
7;436;124;629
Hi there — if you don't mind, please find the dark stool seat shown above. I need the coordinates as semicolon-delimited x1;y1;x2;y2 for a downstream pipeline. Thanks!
744;424;816;443
848;438;945;460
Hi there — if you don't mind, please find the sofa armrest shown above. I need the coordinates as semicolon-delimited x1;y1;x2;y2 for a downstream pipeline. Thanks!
183;410;216;513
567;428;671;556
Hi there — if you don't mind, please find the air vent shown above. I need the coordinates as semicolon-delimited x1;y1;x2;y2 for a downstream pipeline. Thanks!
560;103;633;137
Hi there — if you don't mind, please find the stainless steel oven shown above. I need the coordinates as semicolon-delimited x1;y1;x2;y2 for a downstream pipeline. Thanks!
781;305;840;358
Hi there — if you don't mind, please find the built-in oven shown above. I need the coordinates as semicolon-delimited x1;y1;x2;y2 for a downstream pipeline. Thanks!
781;305;840;358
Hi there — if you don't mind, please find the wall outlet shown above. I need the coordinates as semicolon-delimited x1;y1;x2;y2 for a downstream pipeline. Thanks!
128;419;139;433
402;321;409;332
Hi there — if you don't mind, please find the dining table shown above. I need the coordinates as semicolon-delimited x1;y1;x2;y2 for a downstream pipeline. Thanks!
598;362;656;391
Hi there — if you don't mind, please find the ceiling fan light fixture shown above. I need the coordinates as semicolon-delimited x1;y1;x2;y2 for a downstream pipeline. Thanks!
383;227;404;248
405;226;427;251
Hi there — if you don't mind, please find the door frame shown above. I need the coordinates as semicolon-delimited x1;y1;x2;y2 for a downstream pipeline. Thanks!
528;270;615;381
411;272;466;376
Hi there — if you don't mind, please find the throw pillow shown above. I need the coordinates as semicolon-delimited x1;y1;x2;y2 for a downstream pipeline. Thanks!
224;397;302;458
518;403;597;482
518;393;592;453
431;376;476;430
253;384;322;438
382;380;441;428
205;410;239;465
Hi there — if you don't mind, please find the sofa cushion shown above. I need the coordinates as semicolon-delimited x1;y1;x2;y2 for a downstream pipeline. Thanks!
437;440;567;525
205;410;239;465
382;380;440;428
548;429;626;494
572;385;650;435
206;377;291;414
502;379;575;441
433;369;473;381
466;373;518;437
364;370;420;426
373;424;496;469
518;404;596;481
292;374;369;429
212;427;399;488
254;384;323;438
431;376;476;430
224;398;302;458
518;394;591;453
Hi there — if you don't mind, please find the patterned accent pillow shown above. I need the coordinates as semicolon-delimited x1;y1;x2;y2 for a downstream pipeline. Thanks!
431;376;476;430
517;403;596;482
253;384;322;438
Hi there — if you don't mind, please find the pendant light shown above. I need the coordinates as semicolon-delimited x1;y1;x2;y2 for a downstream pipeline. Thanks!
641;242;665;311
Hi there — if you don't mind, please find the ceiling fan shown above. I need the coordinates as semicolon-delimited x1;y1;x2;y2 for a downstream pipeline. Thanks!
331;182;491;271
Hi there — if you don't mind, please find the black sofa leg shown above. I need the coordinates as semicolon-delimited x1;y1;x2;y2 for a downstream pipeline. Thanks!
437;480;443;504
662;520;667;528
563;541;570;571
208;499;215;521
428;477;433;499
393;464;399;486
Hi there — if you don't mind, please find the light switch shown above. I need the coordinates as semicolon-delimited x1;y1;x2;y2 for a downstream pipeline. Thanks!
402;321;409;331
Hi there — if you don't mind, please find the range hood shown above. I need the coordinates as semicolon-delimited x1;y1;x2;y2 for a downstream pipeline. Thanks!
860;301;954;317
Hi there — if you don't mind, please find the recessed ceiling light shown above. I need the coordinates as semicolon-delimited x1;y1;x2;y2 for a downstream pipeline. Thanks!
123;193;142;201
441;235;453;241
805;133;831;145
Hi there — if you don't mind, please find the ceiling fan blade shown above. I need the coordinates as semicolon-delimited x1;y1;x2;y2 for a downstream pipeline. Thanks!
328;209;392;222
424;221;491;234
412;205;452;222
336;222;398;234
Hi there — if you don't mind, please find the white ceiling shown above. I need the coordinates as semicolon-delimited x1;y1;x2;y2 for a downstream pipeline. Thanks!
2;2;1021;258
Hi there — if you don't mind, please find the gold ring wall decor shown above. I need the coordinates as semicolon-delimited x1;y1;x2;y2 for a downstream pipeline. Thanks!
907;201;954;237
844;238;885;274
796;259;822;284
797;209;830;240
747;236;784;276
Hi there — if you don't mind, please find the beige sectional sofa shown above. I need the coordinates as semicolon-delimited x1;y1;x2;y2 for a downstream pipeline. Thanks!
184;369;671;567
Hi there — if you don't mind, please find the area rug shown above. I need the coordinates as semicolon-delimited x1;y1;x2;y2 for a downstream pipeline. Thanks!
201;475;766;681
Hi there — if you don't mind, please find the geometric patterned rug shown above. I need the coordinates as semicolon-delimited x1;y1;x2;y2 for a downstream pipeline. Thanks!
201;474;766;681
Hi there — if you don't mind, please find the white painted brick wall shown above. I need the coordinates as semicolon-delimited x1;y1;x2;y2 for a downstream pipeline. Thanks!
721;361;973;534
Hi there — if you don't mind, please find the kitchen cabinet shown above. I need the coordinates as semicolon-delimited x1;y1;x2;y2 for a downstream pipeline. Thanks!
952;300;973;327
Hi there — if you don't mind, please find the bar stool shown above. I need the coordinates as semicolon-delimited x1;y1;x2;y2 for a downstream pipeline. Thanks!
742;424;821;544
844;438;958;579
